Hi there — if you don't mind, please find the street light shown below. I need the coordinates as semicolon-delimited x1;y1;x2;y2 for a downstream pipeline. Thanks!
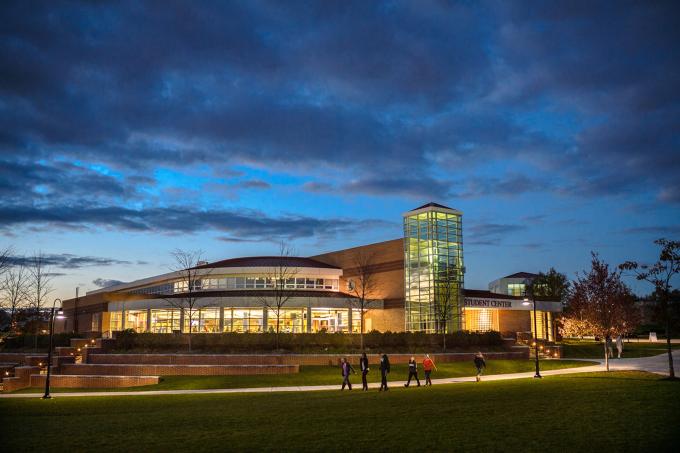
523;292;542;379
42;298;65;399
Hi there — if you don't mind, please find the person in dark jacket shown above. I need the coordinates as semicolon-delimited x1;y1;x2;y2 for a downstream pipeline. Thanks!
404;356;421;387
474;351;486;382
359;352;370;391
379;353;390;391
340;357;356;390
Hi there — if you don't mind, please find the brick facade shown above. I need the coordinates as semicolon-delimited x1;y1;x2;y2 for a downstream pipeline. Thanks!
61;363;299;376
30;374;159;388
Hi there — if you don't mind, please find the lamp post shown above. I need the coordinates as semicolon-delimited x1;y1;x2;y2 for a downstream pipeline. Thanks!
523;293;542;379
42;298;65;399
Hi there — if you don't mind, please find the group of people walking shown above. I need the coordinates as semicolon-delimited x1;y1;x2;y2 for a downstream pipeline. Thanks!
340;352;487;390
605;334;625;359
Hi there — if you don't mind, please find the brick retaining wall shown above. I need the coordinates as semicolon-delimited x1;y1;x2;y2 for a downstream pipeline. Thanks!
87;350;528;366
0;354;47;366
30;374;159;388
61;363;299;376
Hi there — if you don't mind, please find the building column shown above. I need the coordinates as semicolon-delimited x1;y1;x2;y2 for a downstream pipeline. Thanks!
306;305;312;333
121;308;126;330
219;307;225;332
262;307;268;333
179;308;185;333
146;308;151;332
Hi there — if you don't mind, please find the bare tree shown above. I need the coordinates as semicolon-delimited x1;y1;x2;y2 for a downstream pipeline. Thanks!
0;246;12;276
163;249;210;352
621;238;680;379
28;252;54;351
433;267;462;352
346;251;380;351
1;264;30;333
565;253;640;371
258;243;297;350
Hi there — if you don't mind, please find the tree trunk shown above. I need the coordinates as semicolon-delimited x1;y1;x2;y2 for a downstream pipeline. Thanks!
442;330;446;352
276;314;280;350
666;314;675;378
604;340;609;371
360;310;365;351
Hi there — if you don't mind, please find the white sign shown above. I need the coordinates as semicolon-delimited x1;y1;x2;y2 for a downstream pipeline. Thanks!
649;332;658;342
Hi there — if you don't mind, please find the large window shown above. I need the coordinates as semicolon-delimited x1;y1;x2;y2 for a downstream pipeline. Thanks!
230;309;264;333
151;309;181;333
266;308;305;333
183;308;221;333
311;309;353;333
126;310;147;332
404;210;463;333
110;311;122;331
464;309;499;332
507;283;525;296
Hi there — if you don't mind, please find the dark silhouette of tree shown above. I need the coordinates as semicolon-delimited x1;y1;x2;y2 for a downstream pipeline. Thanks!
433;267;461;352
621;238;680;379
566;253;640;371
258;243;297;350
1;264;30;333
28;252;54;351
529;267;571;302
346;251;380;351
164;249;210;352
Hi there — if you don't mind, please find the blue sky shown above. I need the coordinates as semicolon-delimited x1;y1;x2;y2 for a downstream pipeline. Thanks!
1;0;678;300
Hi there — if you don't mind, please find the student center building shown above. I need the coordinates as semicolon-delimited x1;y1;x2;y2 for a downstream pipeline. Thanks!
61;203;561;340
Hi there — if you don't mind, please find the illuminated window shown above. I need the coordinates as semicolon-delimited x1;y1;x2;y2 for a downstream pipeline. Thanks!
507;284;525;296
151;309;181;333
110;311;122;331
126;310;147;332
464;309;499;332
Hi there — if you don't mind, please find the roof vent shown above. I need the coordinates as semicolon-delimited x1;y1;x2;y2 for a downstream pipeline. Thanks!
197;260;209;266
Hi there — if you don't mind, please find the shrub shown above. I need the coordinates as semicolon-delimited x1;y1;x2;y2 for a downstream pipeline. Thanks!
111;330;504;353
0;333;81;350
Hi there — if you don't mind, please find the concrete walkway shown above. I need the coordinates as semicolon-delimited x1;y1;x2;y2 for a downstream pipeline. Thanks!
2;350;677;399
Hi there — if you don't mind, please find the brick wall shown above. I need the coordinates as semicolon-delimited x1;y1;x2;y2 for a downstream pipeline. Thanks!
30;374;159;388
0;354;47;366
1;366;40;392
87;351;528;367
61;363;299;376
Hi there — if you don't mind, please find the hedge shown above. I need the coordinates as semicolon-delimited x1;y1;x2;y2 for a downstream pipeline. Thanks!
114;330;504;353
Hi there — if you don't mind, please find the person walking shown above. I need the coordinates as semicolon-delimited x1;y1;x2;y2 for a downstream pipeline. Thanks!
340;357;355;391
404;356;421;387
474;351;486;382
359;352;370;391
379;353;390;391
423;354;437;386
605;335;614;359
615;334;624;359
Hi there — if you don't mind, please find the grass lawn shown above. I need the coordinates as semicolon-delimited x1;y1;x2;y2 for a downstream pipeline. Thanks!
1;371;678;452
561;340;680;359
13;359;593;393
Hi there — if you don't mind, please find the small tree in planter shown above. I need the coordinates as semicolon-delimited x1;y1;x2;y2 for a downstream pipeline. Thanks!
346;250;380;351
258;243;297;350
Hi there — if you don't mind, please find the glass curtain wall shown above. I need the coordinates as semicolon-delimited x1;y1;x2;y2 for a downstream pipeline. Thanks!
404;208;463;333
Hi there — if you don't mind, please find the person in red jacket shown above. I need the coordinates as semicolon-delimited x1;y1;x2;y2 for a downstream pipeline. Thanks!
423;354;437;386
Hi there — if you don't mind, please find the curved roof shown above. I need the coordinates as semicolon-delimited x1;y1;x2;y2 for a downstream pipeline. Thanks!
194;256;341;270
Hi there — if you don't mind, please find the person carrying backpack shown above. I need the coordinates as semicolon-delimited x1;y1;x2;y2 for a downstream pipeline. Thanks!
404;356;421;387
379;353;390;391
474;352;486;382
340;357;356;390
423;354;437;386
359;352;369;391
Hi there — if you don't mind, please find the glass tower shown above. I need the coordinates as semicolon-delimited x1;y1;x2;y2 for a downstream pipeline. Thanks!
403;203;464;333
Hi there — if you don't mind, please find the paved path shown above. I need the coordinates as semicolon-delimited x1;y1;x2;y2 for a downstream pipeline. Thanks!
2;351;677;399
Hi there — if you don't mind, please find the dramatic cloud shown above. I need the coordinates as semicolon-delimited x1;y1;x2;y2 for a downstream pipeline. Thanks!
7;253;132;269
0;204;393;241
92;278;126;288
0;0;677;257
467;223;527;246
